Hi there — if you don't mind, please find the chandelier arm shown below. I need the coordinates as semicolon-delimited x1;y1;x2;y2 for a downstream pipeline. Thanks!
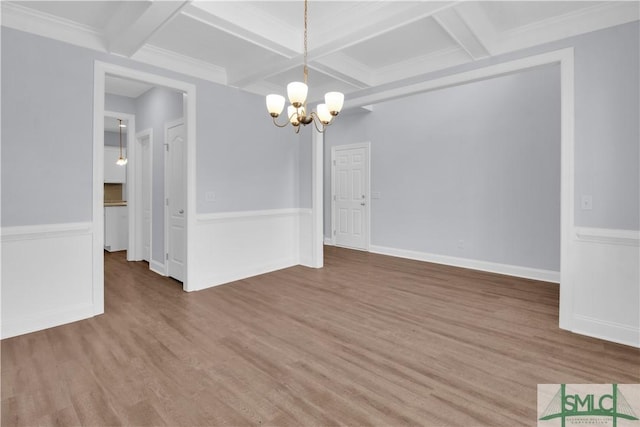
308;112;326;133
272;116;291;128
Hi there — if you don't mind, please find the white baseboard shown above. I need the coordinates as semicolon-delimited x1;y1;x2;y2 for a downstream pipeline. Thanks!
194;257;298;291
324;236;334;246
369;244;560;283
149;260;166;276
2;303;95;339
572;314;640;348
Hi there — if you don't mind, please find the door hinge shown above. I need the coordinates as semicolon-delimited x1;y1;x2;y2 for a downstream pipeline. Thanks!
333;160;336;166
333;230;336;236
333;195;336;201
166;253;169;260
166;198;169;206
165;144;169;152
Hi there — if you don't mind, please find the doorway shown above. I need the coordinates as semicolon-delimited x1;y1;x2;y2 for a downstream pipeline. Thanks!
93;62;196;306
331;142;371;250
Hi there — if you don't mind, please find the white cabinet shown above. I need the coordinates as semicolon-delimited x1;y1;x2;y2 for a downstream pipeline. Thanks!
104;206;128;252
104;146;126;183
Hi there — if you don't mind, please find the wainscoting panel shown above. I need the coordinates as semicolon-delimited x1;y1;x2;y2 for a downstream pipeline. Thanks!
569;227;639;347
190;209;308;291
1;223;95;339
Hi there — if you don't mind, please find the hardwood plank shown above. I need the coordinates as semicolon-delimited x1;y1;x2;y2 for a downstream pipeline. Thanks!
2;246;638;426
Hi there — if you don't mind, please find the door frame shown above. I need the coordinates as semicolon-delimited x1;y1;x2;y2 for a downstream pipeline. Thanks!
133;128;153;264
330;142;371;250
164;118;185;279
93;61;197;307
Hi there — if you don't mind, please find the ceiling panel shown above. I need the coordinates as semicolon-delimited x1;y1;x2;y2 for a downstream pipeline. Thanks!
147;13;286;73
15;1;125;30
340;17;457;69
480;1;606;33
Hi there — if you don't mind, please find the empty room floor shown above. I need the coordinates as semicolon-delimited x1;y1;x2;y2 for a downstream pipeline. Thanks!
2;246;639;426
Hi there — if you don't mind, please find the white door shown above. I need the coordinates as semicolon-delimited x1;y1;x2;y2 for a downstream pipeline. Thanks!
166;121;186;282
140;134;152;262
332;144;369;250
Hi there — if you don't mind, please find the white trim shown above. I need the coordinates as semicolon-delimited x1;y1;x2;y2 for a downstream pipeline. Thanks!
2;303;95;340
190;209;304;291
559;48;575;331
134;128;154;263
572;314;640;348
1;222;94;338
150;260;167;277
330;142;371;251
196;208;308;222
94;61;197;295
369;245;560;284
345;48;575;110
1;2;106;52
575;227;640;247
1;222;92;241
324;237;334;246
132;45;227;86
164;118;185;281
310;128;324;268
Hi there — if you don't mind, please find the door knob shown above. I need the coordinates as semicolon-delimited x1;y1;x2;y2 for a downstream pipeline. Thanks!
360;202;365;206
179;209;184;214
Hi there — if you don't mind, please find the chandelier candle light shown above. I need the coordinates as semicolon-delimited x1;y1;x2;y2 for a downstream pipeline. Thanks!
116;119;128;166
266;0;344;133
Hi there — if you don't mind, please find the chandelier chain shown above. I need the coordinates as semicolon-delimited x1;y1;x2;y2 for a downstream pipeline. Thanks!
303;0;308;85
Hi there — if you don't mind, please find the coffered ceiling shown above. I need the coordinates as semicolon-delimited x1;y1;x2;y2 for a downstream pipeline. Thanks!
2;1;638;103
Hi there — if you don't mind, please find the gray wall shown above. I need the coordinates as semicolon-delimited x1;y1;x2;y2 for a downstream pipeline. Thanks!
1;27;302;229
324;21;640;272
135;87;184;264
2;29;94;226
195;85;300;213
105;93;136;114
326;65;561;271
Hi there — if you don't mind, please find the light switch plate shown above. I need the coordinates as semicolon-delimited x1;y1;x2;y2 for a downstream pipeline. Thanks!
371;192;381;199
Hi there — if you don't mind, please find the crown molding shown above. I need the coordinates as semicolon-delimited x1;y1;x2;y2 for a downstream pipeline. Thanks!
476;1;639;56
374;46;471;86
132;44;227;86
1;1;106;52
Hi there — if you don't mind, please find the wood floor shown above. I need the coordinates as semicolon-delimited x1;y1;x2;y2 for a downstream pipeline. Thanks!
2;247;639;426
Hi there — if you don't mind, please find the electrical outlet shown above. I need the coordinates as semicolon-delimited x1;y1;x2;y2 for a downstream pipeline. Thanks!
457;240;464;250
205;191;216;202
581;195;593;210
371;192;381;199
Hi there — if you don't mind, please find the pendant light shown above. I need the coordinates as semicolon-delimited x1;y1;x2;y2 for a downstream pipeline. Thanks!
116;119;128;166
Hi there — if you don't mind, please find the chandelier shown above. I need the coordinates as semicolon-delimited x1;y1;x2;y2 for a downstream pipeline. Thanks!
265;0;344;133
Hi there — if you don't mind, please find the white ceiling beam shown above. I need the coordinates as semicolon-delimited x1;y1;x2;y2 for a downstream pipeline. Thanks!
105;1;189;58
229;57;303;89
231;2;457;90
432;7;490;60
